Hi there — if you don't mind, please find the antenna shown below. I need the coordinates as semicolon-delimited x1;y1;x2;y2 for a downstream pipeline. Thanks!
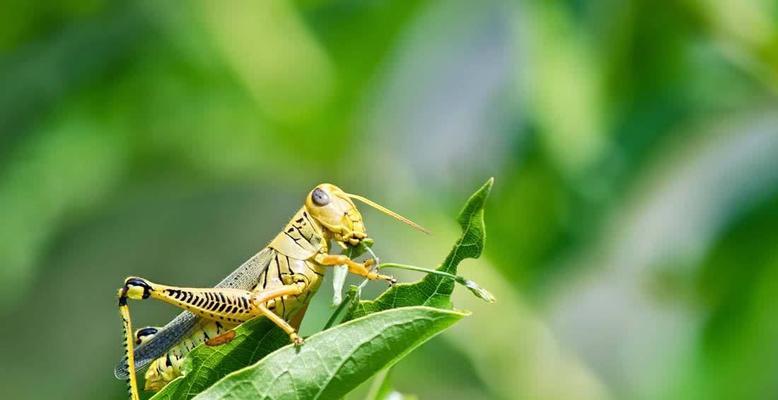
346;193;431;235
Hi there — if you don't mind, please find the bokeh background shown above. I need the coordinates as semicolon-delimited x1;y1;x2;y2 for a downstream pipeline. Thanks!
2;1;778;399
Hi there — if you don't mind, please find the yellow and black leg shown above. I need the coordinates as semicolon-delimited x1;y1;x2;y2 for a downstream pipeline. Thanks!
120;277;262;323
119;276;309;337
117;277;311;399
118;281;144;400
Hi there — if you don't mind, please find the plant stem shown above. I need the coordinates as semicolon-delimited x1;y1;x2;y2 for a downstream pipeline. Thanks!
323;290;352;330
378;263;462;282
379;263;496;303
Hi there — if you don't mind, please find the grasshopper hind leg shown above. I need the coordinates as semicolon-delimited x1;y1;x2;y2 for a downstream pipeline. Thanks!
118;276;311;395
118;293;141;400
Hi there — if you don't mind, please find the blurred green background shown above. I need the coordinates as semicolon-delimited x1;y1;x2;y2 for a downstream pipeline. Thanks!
2;0;778;399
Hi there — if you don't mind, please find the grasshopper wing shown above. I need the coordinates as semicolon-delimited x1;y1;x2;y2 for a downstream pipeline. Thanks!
114;247;275;379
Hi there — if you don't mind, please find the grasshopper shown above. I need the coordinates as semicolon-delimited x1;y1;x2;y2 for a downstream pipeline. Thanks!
115;183;428;399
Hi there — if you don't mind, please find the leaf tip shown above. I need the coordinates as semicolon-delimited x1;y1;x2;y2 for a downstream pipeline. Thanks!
484;177;494;193
462;279;496;303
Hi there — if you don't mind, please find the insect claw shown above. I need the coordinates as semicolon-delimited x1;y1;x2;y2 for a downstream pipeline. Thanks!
291;333;304;346
383;275;397;286
122;277;152;300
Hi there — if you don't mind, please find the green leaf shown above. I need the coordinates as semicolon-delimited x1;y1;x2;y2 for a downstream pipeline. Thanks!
151;318;290;400
192;307;465;400
346;177;493;319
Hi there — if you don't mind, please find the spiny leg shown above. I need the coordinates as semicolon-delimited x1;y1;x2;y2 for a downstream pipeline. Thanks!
121;276;309;341
118;277;259;399
314;254;396;284
118;286;142;400
117;277;309;397
121;277;260;324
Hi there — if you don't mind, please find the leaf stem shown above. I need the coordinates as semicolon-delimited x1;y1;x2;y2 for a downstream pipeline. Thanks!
378;263;458;280
378;263;496;303
324;290;353;330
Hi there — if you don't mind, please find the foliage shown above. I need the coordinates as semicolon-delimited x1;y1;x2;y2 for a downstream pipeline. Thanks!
193;307;464;400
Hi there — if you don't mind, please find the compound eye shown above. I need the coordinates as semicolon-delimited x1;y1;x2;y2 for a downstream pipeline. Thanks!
311;188;330;206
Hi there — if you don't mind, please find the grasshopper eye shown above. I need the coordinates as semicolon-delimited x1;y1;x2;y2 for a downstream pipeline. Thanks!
311;188;330;206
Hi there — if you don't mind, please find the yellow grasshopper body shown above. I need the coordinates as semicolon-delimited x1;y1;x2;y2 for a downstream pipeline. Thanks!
115;184;428;400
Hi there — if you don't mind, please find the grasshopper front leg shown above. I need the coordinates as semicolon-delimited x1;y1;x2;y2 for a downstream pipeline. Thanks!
314;254;397;284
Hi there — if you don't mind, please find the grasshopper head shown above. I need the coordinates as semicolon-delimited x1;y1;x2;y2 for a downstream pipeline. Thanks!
305;184;366;247
304;183;429;248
